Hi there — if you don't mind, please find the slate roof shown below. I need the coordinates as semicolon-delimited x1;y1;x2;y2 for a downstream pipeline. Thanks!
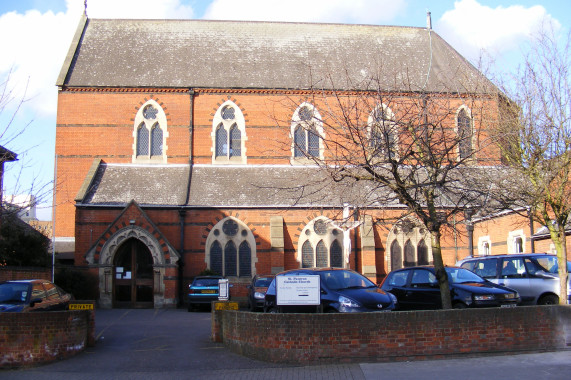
76;163;400;209
58;17;494;94
76;162;504;211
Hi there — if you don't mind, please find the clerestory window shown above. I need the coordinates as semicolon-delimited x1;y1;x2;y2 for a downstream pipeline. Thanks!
212;102;247;164
132;100;168;163
291;104;323;162
368;104;398;160
456;107;473;160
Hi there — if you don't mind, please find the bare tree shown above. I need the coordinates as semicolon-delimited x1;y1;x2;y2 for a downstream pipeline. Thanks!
494;24;571;305
273;68;499;309
0;70;51;220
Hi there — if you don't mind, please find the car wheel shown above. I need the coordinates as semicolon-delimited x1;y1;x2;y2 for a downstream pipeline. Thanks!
249;300;256;312
538;294;559;305
187;304;194;312
452;302;467;309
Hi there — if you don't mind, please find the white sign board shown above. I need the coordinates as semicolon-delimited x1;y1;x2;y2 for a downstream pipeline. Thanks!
276;275;320;306
218;279;229;300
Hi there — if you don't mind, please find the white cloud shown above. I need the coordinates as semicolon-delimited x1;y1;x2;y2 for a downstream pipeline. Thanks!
436;0;560;62
0;0;194;119
204;0;406;24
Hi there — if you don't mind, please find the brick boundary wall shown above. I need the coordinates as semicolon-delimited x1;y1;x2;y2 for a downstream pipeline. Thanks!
213;306;571;364
0;309;96;369
0;267;52;282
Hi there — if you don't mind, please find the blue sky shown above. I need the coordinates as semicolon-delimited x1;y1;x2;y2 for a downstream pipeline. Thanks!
0;0;569;220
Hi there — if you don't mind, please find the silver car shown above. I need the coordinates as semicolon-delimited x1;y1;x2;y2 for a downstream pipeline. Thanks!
457;253;571;305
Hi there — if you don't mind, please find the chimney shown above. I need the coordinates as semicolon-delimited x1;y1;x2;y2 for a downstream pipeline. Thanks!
426;11;432;30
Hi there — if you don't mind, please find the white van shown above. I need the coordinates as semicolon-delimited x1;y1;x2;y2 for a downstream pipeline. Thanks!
456;253;571;305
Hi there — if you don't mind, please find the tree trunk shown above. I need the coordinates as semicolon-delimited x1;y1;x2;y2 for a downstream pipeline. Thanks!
546;223;569;305
430;229;452;309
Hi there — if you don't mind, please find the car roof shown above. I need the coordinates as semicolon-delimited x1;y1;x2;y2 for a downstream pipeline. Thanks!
1;279;46;284
459;253;553;261
275;267;354;276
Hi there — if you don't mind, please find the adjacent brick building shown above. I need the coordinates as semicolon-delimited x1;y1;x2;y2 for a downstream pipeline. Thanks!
55;16;520;308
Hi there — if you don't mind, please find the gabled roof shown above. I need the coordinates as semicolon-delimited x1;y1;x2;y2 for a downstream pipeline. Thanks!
58;17;495;94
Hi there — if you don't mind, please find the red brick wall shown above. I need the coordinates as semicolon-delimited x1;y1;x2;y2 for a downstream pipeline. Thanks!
0;267;51;281
0;310;95;368
214;306;570;364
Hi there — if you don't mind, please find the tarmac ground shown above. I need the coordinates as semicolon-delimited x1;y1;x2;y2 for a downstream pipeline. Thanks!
2;307;570;379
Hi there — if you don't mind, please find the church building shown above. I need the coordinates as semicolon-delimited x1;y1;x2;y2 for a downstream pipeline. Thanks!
55;15;503;308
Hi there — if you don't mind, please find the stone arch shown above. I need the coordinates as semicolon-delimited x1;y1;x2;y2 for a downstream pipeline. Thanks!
88;225;178;309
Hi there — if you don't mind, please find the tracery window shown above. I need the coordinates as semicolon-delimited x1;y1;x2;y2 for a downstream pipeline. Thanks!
291;103;323;161
212;102;247;164
206;217;255;277
132;100;168;163
387;217;432;271
298;217;344;268
368;105;398;160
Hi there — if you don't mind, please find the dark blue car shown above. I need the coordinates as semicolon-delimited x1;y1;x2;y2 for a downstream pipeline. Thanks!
381;266;520;310
0;279;72;312
264;268;397;313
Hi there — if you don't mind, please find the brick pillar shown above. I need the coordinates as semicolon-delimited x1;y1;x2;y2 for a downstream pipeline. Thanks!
360;215;377;281
270;216;284;274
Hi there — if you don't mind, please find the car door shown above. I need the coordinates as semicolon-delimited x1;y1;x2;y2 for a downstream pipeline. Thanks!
471;258;500;283
407;269;441;309
498;257;532;303
382;270;411;309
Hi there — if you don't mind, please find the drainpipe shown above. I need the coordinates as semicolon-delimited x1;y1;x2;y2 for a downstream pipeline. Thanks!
528;208;535;253
177;89;195;307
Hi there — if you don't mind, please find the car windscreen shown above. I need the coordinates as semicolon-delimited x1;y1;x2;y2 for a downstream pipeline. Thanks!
0;283;29;304
531;256;571;274
319;270;376;290
446;267;486;284
254;277;273;287
192;279;220;287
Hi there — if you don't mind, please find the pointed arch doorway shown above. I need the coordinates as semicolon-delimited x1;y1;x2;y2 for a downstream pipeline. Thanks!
113;238;154;308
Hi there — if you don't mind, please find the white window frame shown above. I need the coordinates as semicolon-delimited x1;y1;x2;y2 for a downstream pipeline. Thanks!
477;236;492;256
211;101;247;164
290;103;324;164
205;217;257;278
297;217;344;267
132;99;168;163
367;104;399;160
507;230;526;254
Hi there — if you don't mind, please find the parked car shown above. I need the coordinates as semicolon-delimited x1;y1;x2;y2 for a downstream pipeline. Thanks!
247;274;275;312
264;267;397;313
380;266;520;310
187;275;223;311
0;279;72;312
457;253;571;305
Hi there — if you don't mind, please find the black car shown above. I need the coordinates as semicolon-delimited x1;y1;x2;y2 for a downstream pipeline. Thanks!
0;279;72;312
381;266;520;310
187;275;223;311
264;268;397;313
247;274;275;311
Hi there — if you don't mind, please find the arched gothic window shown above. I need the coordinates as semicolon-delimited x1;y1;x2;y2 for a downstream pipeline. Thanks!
457;107;473;160
368;104;398;160
291;103;323;162
205;217;255;277
133;100;168;163
386;217;432;272
298;217;344;268
212;102;247;164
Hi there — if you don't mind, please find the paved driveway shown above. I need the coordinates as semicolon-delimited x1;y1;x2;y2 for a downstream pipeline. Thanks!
2;308;571;379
